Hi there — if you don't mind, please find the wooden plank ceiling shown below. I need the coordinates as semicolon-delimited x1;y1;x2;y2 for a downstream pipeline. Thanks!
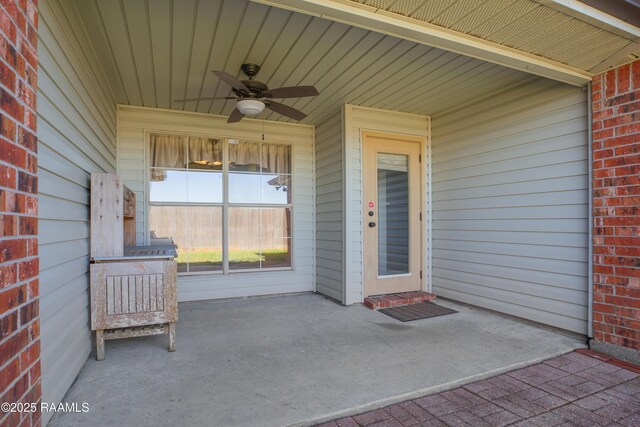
70;0;539;124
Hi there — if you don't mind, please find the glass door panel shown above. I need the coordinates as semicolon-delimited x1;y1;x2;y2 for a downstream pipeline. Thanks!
377;153;409;276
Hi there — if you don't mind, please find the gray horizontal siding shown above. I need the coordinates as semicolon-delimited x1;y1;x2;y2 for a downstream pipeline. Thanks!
431;78;589;334
315;111;344;302
38;0;117;421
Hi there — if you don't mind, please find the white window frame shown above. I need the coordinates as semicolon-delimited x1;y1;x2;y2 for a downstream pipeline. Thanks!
145;131;295;276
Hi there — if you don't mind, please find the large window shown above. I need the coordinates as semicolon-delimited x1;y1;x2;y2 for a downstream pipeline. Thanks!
148;134;292;274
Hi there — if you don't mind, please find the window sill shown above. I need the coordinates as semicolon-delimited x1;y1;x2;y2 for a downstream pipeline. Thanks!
177;267;294;277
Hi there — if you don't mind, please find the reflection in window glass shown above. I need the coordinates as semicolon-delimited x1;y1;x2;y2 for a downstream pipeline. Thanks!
262;174;290;204
229;141;261;172
377;153;409;276
228;173;290;204
183;206;223;272
228;207;291;270
260;207;291;269
149;205;223;273
150;134;187;168
188;137;222;169
149;134;293;273
228;173;261;204
228;141;291;174
148;204;187;272
261;143;291;174
150;135;222;169
188;171;222;203
229;207;261;270
150;169;188;203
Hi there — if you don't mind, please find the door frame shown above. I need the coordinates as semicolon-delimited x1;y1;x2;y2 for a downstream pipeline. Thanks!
359;130;430;298
361;131;423;297
341;104;431;305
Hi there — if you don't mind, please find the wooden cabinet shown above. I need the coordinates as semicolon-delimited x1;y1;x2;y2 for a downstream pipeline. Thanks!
90;173;178;360
123;186;136;247
123;186;135;217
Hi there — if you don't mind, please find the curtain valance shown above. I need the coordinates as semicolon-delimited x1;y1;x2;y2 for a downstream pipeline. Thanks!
150;134;291;181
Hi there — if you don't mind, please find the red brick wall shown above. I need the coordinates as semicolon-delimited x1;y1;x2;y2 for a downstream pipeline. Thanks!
0;0;39;426
592;59;640;352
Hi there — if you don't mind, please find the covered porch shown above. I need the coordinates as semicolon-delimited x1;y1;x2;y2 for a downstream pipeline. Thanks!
29;0;640;425
49;293;584;427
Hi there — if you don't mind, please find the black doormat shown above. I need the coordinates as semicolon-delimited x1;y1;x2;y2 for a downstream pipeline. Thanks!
379;301;458;322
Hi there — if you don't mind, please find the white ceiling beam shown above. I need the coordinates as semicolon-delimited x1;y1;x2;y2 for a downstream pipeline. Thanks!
251;0;593;86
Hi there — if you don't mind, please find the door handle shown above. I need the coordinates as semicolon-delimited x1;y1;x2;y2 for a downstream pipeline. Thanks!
368;221;376;228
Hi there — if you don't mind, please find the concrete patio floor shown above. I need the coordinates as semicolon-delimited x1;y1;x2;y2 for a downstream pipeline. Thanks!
50;294;585;427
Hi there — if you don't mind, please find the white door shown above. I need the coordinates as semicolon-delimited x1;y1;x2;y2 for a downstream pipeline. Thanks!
362;131;423;297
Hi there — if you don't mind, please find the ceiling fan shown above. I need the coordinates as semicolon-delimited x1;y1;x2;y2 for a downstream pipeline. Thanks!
174;63;319;123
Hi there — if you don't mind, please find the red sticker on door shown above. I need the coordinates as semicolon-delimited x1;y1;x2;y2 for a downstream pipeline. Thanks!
368;201;375;208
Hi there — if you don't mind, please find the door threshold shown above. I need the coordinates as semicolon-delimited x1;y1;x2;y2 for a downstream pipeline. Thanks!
364;291;436;310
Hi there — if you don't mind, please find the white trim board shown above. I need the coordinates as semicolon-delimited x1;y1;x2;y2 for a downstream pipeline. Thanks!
538;0;640;40
251;0;593;86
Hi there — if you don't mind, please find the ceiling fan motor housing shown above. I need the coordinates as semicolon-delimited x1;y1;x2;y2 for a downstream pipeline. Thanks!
231;63;268;97
235;79;268;97
241;63;260;78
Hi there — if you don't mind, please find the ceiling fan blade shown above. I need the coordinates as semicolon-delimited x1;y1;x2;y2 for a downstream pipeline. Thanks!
213;70;250;94
265;101;307;121
174;96;240;102
264;86;319;98
227;108;245;123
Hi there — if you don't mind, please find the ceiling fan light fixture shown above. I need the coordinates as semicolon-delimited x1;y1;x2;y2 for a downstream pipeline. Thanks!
236;99;265;116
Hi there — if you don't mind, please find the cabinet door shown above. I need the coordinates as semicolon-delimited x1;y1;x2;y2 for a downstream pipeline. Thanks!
90;260;177;330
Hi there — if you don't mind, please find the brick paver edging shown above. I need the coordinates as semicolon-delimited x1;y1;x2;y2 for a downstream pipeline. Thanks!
575;348;640;375
316;351;640;427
